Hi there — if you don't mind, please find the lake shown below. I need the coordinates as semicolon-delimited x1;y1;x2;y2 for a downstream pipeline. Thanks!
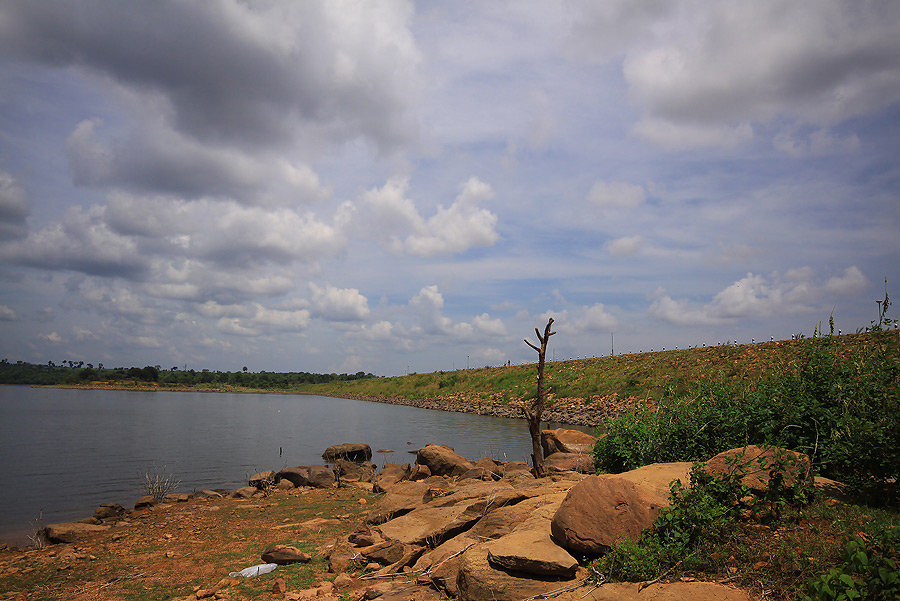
0;386;595;547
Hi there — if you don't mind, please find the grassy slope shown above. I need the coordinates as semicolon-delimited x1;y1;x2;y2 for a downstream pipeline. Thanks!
297;333;896;410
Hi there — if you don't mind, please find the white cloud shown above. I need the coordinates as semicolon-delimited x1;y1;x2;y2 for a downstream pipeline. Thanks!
824;266;869;296
0;305;18;321
309;283;370;321
606;234;644;257
575;303;619;332
773;129;861;157
363;176;499;256
649;267;869;326
586;181;645;209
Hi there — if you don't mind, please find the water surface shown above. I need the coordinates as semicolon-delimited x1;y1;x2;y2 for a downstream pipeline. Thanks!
0;386;594;546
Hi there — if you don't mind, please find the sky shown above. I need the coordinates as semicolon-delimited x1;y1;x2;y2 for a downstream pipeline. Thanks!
0;1;899;376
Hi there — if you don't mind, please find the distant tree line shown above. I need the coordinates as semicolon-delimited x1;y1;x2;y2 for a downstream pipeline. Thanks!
0;359;375;389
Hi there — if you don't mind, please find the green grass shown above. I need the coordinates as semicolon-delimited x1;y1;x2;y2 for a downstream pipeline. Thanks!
296;333;898;409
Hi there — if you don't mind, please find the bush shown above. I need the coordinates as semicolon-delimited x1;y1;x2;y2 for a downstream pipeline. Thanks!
593;333;900;504
802;527;900;601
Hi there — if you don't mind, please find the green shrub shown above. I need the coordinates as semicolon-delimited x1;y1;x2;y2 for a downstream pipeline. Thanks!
802;527;899;601
593;333;899;504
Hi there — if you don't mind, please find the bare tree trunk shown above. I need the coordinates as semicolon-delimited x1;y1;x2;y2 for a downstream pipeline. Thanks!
524;318;555;477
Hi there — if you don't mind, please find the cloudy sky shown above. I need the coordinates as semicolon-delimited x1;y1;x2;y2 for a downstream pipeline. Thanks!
1;1;898;376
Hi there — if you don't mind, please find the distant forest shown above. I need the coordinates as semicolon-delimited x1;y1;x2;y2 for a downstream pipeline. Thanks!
0;359;376;389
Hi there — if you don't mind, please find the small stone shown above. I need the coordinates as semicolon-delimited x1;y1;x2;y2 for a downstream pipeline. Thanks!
358;498;367;505
272;578;286;594
261;544;311;565
363;587;383;599
365;562;380;571
165;551;175;558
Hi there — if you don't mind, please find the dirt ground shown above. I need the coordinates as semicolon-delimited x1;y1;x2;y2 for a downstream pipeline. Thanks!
0;486;383;601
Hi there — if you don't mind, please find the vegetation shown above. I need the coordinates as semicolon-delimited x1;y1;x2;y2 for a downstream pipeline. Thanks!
592;457;899;600
592;329;899;504
0;359;376;390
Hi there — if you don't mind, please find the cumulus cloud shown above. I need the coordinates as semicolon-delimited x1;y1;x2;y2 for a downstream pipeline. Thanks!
363;176;499;256
0;171;30;241
216;304;311;337
309;283;370;321
1;205;147;278
0;0;421;150
649;267;869;326
570;0;900;149
0;305;18;321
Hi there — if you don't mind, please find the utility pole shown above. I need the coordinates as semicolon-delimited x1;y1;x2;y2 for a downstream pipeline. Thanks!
611;332;614;356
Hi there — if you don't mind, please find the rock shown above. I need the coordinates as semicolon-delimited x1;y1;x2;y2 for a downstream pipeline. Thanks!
360;540;406;565
551;476;664;555
134;495;157;510
349;529;385;547
277;466;310;487
460;467;495;481
704;446;811;493
601;462;693;504
469;494;564;541
41;522;110;544
416;444;475;477
307;465;336;488
231;486;259;499
333;573;354;589
334;459;376;483
162;492;191;503
249;470;276;489
323;443;373;463
368;480;432;524
814;476;851;502
377;504;480;546
261;544;311;565
276;479;295;490
544;452;594;473
409;464;432;481
373;463;412;493
541;428;598;455
566;580;753;601
272;578;287;594
93;503;126;521
456;544;577;601
486;496;576;577
195;490;224;498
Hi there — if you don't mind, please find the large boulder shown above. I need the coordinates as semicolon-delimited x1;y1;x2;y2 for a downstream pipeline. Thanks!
416;444;475;477
249;470;277;489
93;502;126;521
544;452;594;474
277;466;310;487
41;522;110;544
261;545;311;565
368;480;433;524
704;446;811;493
456;544;579;601
373;463;412;493
600;462;693;505
551;476;664;555
323;443;373;463
486;494;576;577
334;459;376;483
561;581;753;601
541;428;598;455
307;465;336;488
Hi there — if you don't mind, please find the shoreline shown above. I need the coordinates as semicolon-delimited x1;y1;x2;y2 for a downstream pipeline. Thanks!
36;383;620;427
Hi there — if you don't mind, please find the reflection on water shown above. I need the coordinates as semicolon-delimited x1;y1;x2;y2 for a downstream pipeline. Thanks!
0;386;595;546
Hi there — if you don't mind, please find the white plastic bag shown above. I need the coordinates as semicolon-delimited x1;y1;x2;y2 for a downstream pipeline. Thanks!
228;562;278;577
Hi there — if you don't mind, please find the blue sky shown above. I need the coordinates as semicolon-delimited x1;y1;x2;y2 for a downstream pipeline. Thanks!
1;1;898;376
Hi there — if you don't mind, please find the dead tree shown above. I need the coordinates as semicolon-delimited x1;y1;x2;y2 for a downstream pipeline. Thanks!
524;317;555;477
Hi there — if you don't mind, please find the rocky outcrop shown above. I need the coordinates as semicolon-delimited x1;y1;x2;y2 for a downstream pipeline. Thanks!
249;470;276;489
550;476;665;555
544;451;594;473
307;465;336;488
93;502;126;521
277;466;311;487
323;443;373;463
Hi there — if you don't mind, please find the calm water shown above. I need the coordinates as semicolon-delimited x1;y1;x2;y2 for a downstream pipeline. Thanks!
0;386;593;546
